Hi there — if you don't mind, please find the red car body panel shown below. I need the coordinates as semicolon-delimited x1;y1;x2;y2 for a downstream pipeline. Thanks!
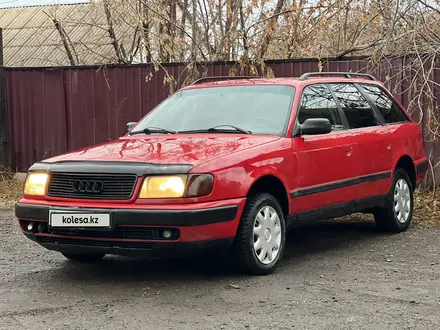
45;135;282;167
16;76;429;254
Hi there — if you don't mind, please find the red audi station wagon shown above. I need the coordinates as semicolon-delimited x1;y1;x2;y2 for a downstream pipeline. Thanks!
15;72;428;275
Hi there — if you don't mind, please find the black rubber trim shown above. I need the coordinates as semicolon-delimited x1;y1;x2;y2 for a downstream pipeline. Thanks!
290;171;392;198
28;161;193;176
353;83;386;126
15;203;238;226
26;234;234;258
287;194;387;227
118;206;238;226
15;203;49;221
416;160;429;175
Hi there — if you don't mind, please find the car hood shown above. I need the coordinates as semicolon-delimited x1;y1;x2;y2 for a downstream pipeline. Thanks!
43;135;281;167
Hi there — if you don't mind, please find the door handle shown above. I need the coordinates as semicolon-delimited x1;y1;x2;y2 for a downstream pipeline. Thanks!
345;147;353;156
386;143;391;150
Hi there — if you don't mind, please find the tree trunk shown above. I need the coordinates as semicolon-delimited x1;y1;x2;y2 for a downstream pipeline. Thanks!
191;0;197;61
141;2;152;62
103;0;124;63
257;0;286;59
225;0;233;60
52;18;77;65
169;0;177;61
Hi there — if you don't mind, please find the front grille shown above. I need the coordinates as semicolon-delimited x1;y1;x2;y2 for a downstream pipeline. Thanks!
47;173;137;200
37;236;153;249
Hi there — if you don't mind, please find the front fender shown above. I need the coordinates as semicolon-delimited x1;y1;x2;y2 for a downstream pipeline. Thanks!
192;138;295;201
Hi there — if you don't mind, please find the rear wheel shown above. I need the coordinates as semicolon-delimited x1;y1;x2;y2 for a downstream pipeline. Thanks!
62;253;105;263
374;168;413;233
231;193;286;275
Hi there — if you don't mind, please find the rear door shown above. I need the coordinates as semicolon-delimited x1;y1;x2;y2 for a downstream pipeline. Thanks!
357;83;415;191
292;84;363;215
329;83;392;200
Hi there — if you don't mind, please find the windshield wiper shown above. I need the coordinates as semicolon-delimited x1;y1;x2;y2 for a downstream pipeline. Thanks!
178;125;252;134
206;125;252;134
129;127;177;135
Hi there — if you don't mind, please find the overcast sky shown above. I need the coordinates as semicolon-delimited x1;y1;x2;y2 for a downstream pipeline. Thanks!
0;0;86;8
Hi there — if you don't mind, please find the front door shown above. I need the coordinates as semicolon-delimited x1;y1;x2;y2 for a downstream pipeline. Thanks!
292;84;363;216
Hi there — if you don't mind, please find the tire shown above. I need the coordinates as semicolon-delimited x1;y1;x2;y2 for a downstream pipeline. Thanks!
230;192;286;275
374;168;414;233
62;253;105;263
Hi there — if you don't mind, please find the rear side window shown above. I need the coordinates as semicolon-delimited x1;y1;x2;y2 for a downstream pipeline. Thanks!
330;83;379;129
298;84;344;131
360;84;409;124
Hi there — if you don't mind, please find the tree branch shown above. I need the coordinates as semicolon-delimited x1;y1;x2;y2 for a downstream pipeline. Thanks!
44;11;78;65
335;40;384;58
416;0;440;15
139;0;207;61
103;0;125;63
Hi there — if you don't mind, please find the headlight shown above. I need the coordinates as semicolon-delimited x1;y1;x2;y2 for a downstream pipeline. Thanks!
24;172;49;196
139;174;214;199
139;176;186;198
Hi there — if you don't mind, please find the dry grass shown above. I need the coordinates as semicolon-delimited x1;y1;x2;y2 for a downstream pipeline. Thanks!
0;170;24;210
0;172;439;227
413;189;440;228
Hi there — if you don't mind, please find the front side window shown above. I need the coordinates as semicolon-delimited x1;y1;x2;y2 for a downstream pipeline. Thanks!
132;85;295;135
360;84;409;124
330;83;379;129
297;84;343;131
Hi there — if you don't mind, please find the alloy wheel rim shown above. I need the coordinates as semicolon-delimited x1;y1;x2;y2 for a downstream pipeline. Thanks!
253;206;282;265
394;178;411;223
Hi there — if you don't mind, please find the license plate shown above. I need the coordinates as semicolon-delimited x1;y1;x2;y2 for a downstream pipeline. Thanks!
49;211;111;228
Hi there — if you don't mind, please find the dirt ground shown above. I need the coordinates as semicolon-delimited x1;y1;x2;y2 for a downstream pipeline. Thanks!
0;209;439;330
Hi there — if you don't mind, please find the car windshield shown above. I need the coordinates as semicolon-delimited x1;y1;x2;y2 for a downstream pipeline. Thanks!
131;85;295;135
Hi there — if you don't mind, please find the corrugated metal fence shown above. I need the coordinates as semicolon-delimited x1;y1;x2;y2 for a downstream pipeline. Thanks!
2;56;438;182
0;67;8;170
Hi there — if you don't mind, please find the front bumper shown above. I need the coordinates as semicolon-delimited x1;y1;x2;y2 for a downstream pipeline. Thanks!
15;203;239;227
15;199;245;257
23;234;234;258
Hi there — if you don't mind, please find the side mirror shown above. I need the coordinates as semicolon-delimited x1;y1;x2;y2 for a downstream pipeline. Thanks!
300;118;332;135
126;122;137;132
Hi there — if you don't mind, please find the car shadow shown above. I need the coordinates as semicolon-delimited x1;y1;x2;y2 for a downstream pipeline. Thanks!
47;216;387;286
284;217;382;258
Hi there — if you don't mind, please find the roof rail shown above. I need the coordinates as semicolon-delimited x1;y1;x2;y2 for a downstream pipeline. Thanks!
192;76;261;85
298;72;376;81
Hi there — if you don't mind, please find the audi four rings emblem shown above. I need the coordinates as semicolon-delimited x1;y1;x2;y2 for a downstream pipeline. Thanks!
72;180;104;193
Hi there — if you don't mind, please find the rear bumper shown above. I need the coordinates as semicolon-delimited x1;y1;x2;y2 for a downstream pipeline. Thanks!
415;159;429;175
415;158;429;184
15;198;246;257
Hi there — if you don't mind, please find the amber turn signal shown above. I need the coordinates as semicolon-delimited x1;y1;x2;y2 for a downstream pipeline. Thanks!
185;174;214;197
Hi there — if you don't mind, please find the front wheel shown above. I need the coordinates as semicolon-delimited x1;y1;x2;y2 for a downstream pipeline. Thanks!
374;168;414;233
230;193;286;275
62;253;105;263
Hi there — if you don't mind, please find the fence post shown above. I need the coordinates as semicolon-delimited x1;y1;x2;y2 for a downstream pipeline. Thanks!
0;27;10;169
